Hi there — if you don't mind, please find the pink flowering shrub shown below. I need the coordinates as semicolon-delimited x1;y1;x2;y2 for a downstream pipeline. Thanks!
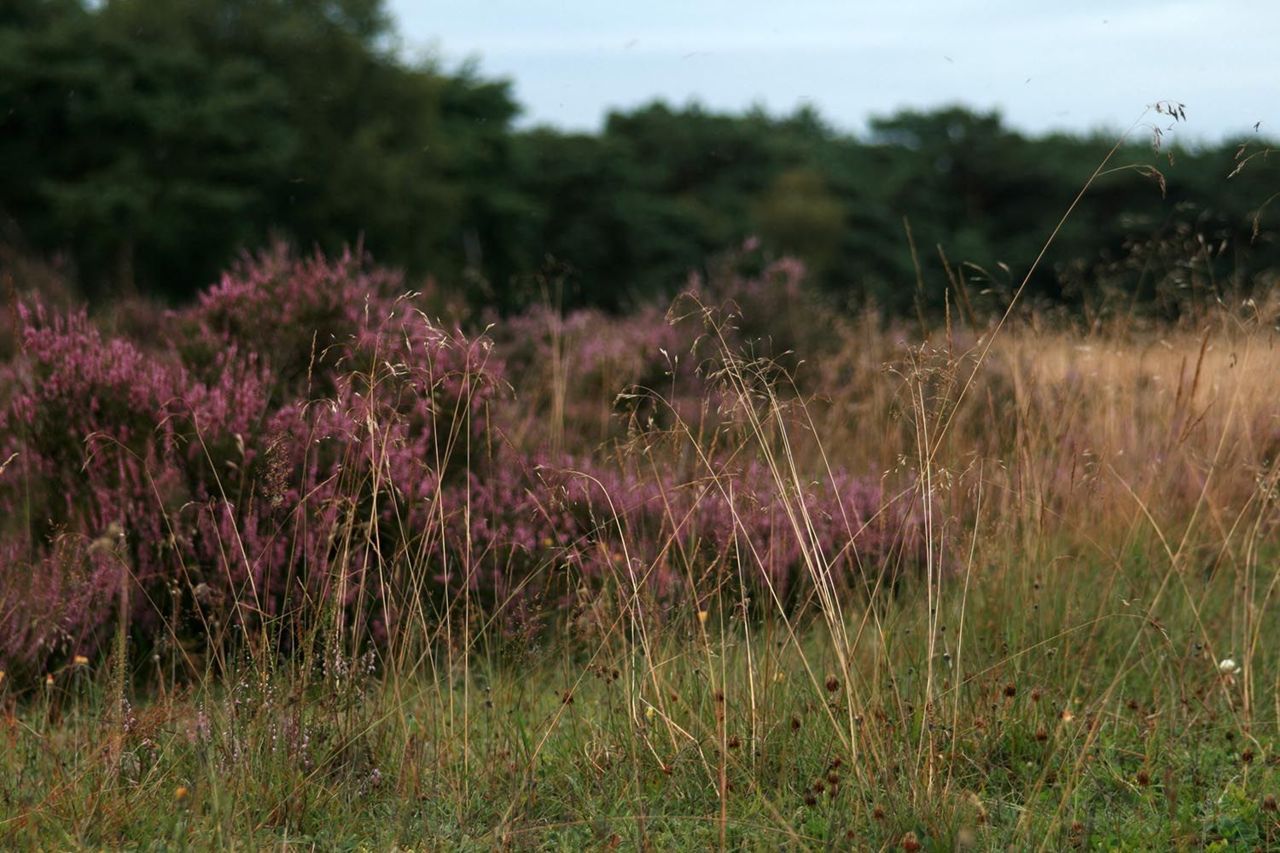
485;247;843;451
444;449;922;635
563;457;918;605
173;244;423;413
496;304;688;397
685;243;835;363
490;302;700;446
0;244;920;681
0;300;272;671
0;249;503;679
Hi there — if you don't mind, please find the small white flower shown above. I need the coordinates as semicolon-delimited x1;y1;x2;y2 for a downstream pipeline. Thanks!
1218;658;1239;674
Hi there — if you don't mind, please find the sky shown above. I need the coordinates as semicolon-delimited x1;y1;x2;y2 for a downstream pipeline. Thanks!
388;0;1275;143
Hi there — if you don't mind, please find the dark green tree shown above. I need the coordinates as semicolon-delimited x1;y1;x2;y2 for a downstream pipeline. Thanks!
0;2;297;296
0;0;522;301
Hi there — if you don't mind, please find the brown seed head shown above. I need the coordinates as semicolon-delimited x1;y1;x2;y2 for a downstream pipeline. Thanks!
902;832;922;852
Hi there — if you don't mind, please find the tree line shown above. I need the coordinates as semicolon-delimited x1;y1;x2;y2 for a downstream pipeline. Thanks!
2;0;1278;316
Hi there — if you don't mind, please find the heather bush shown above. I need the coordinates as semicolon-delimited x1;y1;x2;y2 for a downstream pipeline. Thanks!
0;245;920;682
177;243;408;397
443;437;922;634
0;300;272;675
490;302;699;447
0;246;81;364
0;251;505;679
488;247;827;448
560;455;918;606
686;241;840;364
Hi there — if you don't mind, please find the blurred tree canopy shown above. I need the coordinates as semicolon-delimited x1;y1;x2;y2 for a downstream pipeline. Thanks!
0;0;519;301
2;0;1278;314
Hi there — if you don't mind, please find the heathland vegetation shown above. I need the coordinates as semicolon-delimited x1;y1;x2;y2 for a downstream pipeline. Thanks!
1;1;1279;850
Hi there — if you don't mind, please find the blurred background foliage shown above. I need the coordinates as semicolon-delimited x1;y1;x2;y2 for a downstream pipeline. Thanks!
2;0;1278;316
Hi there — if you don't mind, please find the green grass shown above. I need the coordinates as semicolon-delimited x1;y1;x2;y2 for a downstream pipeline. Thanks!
4;533;1277;850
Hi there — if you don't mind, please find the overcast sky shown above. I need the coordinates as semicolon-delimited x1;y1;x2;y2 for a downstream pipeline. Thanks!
388;0;1274;143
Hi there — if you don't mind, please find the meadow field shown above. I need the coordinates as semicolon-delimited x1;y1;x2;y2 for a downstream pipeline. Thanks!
7;2;1280;849
1;229;1278;850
